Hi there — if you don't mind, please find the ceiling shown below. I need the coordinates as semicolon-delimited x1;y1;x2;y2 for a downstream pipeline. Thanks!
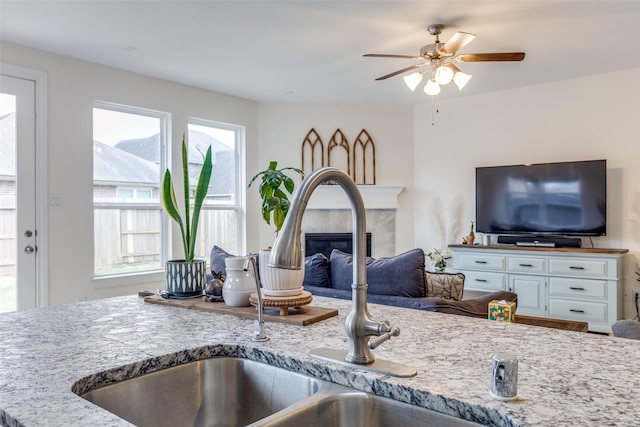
1;1;639;105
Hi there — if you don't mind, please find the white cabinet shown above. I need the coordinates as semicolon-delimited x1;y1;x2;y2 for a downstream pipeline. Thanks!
449;245;627;333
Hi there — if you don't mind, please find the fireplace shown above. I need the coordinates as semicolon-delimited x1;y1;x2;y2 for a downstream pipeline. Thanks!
305;232;372;259
300;185;404;258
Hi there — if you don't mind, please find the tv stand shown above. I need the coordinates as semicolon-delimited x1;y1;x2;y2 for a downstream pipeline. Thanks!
448;244;628;333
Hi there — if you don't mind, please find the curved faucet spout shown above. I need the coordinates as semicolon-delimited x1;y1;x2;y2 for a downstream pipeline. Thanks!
270;167;395;365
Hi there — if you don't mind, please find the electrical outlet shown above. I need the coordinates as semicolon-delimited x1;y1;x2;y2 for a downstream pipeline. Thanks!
48;194;63;207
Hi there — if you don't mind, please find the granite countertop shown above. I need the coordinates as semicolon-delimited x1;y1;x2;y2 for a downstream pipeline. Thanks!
0;294;638;426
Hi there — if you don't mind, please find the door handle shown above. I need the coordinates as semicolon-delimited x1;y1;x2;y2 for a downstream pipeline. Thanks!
24;230;33;237
24;245;36;254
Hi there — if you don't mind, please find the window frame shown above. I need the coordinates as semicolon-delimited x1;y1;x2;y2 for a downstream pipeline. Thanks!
187;117;246;257
91;101;171;287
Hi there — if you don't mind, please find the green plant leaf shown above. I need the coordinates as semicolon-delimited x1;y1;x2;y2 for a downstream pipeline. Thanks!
187;145;213;261
180;137;191;260
273;204;285;233
282;176;295;194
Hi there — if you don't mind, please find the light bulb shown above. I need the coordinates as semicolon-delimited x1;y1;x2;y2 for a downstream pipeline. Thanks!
435;65;454;85
424;78;441;96
453;71;472;90
403;72;423;91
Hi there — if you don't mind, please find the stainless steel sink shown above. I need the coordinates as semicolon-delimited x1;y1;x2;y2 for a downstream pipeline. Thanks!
80;357;321;427
255;392;483;427
79;357;483;427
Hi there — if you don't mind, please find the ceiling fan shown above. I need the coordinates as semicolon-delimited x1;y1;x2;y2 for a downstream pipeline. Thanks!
364;24;525;95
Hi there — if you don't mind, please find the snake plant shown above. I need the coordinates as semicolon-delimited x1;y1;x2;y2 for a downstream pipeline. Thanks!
162;133;213;262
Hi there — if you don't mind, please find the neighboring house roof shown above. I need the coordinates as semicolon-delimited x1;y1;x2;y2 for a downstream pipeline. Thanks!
3;112;235;194
93;140;158;185
112;130;235;195
0;113;16;177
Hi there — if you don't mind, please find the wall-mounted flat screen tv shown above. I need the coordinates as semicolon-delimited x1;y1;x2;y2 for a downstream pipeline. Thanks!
476;160;606;236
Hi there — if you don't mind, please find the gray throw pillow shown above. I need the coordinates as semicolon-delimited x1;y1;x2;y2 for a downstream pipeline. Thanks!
425;271;465;301
330;249;426;298
209;245;236;279
303;253;331;287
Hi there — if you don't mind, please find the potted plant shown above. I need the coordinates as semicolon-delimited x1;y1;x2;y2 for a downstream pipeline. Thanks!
248;161;305;235
162;133;213;296
248;161;305;297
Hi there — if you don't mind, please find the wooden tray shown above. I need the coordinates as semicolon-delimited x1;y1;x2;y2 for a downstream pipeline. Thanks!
143;294;338;326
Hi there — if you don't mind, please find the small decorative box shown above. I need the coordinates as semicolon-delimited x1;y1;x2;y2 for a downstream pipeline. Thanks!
489;300;516;323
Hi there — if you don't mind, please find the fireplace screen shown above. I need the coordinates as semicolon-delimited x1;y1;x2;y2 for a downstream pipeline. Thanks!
304;233;372;259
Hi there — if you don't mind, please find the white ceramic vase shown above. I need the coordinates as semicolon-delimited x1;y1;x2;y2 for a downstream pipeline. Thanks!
259;248;305;297
222;257;256;307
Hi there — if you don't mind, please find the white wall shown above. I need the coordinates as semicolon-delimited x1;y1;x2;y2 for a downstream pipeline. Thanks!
1;42;260;305
413;68;640;317
256;103;415;253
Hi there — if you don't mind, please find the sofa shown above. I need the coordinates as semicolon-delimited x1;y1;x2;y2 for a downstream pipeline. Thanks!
209;246;518;319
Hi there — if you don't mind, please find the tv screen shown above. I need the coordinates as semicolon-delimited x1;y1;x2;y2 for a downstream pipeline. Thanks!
476;160;606;236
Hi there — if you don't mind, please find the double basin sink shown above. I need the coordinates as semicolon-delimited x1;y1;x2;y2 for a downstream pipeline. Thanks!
79;357;482;426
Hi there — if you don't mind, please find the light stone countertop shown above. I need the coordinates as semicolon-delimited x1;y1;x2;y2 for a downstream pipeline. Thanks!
0;294;639;426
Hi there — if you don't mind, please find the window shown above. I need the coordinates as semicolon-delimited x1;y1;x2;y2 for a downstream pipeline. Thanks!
92;103;167;276
92;105;245;281
188;120;244;258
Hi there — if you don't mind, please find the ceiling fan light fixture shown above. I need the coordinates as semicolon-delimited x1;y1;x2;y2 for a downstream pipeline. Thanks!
424;78;441;96
434;65;454;85
403;72;423;91
453;70;472;90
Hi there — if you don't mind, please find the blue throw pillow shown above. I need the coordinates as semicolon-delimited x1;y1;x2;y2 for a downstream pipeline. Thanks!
303;253;331;288
330;248;426;298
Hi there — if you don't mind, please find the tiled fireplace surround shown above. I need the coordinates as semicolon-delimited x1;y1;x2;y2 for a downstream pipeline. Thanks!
300;185;404;258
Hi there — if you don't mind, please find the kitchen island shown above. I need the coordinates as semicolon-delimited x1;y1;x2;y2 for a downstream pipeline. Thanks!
0;294;638;426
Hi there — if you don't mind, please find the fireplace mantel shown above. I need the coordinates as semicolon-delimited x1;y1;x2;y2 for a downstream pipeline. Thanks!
305;185;405;210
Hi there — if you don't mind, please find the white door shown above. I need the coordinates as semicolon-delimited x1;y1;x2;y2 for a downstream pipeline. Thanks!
0;74;37;313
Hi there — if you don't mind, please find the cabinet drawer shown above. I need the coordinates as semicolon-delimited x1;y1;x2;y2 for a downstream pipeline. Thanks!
459;254;505;271
463;271;505;291
508;257;546;274
548;258;607;277
548;298;607;323
548;277;606;299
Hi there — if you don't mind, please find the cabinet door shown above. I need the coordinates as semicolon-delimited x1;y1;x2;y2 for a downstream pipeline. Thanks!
509;275;546;317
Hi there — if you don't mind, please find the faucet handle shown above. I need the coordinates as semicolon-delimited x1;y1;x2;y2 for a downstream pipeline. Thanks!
368;327;400;349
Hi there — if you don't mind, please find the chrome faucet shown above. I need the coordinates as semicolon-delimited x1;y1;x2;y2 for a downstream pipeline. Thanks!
270;167;416;376
243;255;269;342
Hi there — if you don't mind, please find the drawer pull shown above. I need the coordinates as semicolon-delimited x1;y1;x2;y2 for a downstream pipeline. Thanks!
475;260;488;264
519;263;533;267
569;309;585;313
569;266;585;270
569;287;585;291
475;279;488;283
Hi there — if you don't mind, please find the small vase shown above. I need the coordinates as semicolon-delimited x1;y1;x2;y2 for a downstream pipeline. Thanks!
222;257;256;307
165;259;206;297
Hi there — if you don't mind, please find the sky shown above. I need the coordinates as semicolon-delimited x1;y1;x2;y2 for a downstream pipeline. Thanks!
0;94;15;116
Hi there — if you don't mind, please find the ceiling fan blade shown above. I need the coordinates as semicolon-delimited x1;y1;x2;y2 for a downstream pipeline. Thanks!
374;63;426;81
440;32;476;54
455;52;526;62
364;53;423;60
